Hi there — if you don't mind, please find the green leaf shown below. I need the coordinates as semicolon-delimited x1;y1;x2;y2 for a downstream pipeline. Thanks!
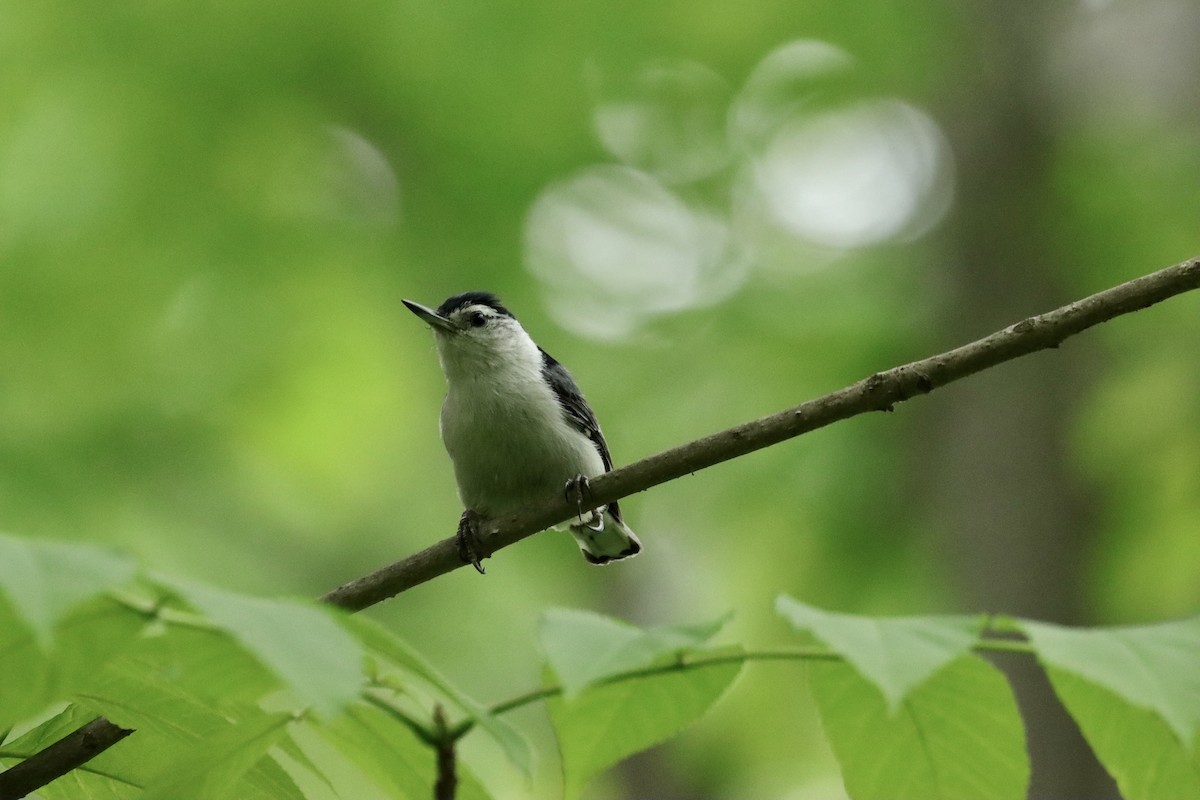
77;631;284;754
1042;665;1200;800
239;753;308;800
310;709;493;800
0;533;135;647
320;704;446;800
347;615;533;777
548;651;742;799
55;596;149;682
0;704;141;800
33;704;300;799
0;595;145;730
0;595;52;730
103;623;281;707
810;654;1029;800
2;704;82;745
271;724;340;799
1;706;304;800
157;577;364;717
16;674;275;799
76;645;304;800
539;607;731;697
1;704;99;764
775;595;983;711
1021;617;1200;748
141;712;293;800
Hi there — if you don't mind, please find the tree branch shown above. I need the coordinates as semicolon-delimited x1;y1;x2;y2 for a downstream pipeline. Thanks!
0;719;132;800
321;255;1200;610
2;255;1197;798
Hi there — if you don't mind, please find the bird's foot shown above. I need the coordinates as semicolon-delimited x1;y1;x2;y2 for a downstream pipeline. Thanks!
564;475;603;531
456;509;487;574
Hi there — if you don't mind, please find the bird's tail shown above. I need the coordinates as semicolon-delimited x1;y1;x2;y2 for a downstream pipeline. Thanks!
570;509;642;565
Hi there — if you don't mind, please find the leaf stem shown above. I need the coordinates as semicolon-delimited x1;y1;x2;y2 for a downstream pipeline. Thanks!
432;705;457;800
974;638;1037;656
362;691;438;747
448;646;837;739
450;636;1035;739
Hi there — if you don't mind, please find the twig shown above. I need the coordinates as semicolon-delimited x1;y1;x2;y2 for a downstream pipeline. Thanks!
432;705;457;800
2;256;1197;798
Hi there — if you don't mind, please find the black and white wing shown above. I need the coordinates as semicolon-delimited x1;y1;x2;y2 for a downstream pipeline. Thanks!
539;348;625;522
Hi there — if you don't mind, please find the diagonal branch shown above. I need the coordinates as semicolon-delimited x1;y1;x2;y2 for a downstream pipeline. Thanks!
2;255;1197;799
320;255;1200;610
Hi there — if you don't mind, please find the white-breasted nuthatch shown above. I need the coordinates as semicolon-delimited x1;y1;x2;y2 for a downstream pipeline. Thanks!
403;291;642;572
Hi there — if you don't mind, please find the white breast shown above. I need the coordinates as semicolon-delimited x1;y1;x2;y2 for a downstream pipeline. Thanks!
437;337;604;516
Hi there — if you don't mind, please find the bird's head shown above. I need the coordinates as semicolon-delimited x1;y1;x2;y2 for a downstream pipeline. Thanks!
403;291;538;379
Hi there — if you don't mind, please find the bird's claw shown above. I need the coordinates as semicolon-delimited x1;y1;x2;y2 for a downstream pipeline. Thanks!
457;509;487;574
564;475;603;531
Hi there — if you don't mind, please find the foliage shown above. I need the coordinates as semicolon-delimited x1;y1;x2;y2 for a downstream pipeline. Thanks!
3;0;1200;796
1;533;1197;799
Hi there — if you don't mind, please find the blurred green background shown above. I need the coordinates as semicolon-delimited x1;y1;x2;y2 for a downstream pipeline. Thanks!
3;1;1199;798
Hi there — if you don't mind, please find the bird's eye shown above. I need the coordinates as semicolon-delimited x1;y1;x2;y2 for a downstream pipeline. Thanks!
469;311;487;328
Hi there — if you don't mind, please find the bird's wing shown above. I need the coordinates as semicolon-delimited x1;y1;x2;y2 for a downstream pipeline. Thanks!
539;348;625;521
539;348;613;469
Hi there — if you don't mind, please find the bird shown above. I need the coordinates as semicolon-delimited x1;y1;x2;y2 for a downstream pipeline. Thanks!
402;291;642;572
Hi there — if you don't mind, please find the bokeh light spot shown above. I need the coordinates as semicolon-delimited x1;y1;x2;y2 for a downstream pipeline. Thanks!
728;39;855;153
591;59;732;185
524;165;746;339
751;100;953;249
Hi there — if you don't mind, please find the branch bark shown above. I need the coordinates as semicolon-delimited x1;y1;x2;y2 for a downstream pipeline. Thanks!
2;255;1197;798
0;719;132;800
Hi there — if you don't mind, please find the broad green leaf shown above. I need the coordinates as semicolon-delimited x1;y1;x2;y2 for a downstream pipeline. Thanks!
157;577;363;717
346;615;533;777
1;704;140;800
22;761;142;800
2;704;97;754
548;650;742;799
141;712;292;800
272;724;340;799
240;753;309;800
0;533;135;647
102;623;280;706
25;707;300;800
776;595;983;711
77;636;285;761
0;594;52;729
1043;665;1200;800
309;710;493;800
0;704;98;771
320;704;446;800
55;596;149;684
1021;617;1200;748
0;595;145;730
23;770;140;800
539;607;731;697
70;657;303;800
810;654;1028;800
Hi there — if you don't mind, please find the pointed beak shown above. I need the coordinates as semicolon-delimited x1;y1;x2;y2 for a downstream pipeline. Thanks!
402;299;455;334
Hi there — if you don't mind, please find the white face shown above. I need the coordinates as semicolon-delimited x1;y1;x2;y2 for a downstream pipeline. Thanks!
436;303;521;344
404;295;541;380
428;303;538;378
